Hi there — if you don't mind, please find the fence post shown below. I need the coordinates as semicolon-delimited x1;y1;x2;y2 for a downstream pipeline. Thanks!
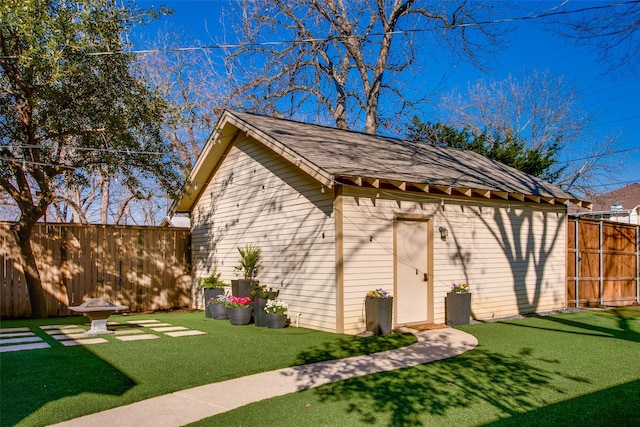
575;217;580;308
636;225;640;303
599;221;604;306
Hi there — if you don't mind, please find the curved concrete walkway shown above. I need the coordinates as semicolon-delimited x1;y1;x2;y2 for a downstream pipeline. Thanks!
50;327;477;427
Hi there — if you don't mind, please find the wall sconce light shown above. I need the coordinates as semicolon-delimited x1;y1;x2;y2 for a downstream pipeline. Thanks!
439;226;448;241
193;182;198;190
440;198;445;211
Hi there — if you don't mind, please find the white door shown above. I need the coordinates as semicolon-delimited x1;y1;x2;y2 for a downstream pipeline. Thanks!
395;219;430;325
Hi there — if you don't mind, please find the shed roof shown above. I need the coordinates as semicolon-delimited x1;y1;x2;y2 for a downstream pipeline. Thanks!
175;111;589;212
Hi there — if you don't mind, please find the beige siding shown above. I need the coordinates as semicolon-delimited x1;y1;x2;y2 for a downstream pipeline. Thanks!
340;187;567;334
190;133;567;335
340;188;437;334
191;135;337;331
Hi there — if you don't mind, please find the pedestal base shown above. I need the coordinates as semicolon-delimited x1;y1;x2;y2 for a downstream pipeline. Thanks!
86;318;114;335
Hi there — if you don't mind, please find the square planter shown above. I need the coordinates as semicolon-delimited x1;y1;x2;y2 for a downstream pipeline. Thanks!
446;292;471;326
232;279;257;297
365;297;393;335
254;292;278;327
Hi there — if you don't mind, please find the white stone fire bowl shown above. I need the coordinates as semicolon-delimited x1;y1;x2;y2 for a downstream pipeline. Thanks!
69;298;129;335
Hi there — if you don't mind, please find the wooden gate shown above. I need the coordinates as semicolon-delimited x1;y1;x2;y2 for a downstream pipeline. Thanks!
1;223;191;318
567;217;639;307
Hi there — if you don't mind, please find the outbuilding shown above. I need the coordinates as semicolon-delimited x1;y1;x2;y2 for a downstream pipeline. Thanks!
174;111;590;334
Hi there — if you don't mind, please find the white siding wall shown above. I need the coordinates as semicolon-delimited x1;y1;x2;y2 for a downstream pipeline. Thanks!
191;135;336;331
341;187;567;334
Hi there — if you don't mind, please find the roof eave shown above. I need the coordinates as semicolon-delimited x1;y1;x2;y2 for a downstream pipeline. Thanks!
172;111;335;214
335;175;592;208
172;111;240;213
227;112;335;189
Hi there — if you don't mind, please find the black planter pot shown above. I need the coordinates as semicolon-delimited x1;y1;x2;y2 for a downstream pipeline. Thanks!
203;288;224;318
365;297;393;335
266;313;286;329
209;303;228;320
254;291;278;327
445;292;471;326
233;279;257;297
227;306;252;325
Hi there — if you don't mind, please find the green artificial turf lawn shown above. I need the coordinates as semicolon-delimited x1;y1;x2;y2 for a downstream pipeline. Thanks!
189;307;640;427
0;311;416;427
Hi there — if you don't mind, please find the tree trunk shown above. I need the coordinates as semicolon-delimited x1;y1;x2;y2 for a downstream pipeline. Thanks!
100;172;110;224
14;222;47;318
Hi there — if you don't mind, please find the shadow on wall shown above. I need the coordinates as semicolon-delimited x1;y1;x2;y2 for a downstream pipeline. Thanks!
445;204;565;317
190;140;335;298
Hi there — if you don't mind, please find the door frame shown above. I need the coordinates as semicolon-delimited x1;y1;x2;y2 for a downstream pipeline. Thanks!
393;213;434;326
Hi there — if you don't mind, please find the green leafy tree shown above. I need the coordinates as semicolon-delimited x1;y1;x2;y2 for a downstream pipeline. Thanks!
432;71;618;190
0;0;184;318
407;118;562;182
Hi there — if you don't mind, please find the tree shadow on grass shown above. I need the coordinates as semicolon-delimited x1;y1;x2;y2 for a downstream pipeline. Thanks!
294;344;586;426
293;333;417;365
482;380;640;427
500;308;640;344
1;344;135;426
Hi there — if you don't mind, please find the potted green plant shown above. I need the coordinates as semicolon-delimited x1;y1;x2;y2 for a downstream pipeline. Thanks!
264;299;288;329
251;284;279;327
446;283;471;326
233;243;263;297
196;268;228;318
365;288;393;335
207;293;230;320
225;295;253;325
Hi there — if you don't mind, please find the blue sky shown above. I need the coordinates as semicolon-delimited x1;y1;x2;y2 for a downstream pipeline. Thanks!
134;0;639;192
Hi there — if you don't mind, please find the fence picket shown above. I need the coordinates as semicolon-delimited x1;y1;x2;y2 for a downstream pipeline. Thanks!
568;217;639;306
0;223;191;318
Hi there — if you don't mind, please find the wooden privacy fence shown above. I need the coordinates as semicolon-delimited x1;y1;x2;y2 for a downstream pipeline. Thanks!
1;223;192;318
567;217;639;307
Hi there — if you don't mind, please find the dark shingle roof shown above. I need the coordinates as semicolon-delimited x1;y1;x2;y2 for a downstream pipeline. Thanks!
230;111;579;201
589;183;640;211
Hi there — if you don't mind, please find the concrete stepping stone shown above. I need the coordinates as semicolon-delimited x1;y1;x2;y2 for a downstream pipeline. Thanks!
1;336;44;345
126;319;161;324
51;333;89;340
0;342;51;353
115;334;160;342
114;329;145;336
44;328;86;335
40;324;78;330
150;326;187;332
0;327;31;333
165;330;207;337
0;331;36;338
60;338;108;346
108;323;135;330
145;323;172;327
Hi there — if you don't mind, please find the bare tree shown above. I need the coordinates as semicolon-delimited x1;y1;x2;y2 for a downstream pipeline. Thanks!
438;70;619;194
139;25;231;168
222;0;509;135
555;0;640;76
